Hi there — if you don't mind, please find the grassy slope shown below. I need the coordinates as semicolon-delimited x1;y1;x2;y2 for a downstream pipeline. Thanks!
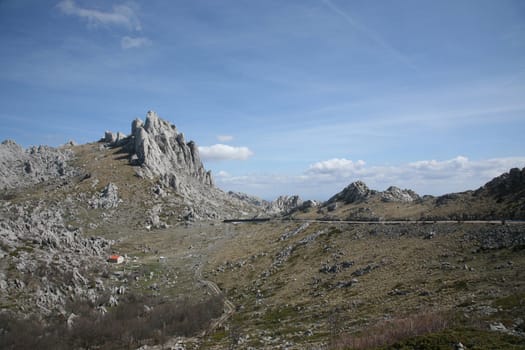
87;219;515;348
4;142;524;348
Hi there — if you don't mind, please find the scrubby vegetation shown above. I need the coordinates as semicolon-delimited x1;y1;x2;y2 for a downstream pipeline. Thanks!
0;293;223;350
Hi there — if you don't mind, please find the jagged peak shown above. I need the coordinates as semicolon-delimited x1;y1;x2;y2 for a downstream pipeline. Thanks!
103;111;213;191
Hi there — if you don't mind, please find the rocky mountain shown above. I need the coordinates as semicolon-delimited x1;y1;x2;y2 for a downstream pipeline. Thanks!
0;111;266;318
104;111;213;192
1;113;524;349
99;111;264;221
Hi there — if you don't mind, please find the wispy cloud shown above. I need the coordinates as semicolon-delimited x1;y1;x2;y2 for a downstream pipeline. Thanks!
321;0;416;69
121;36;151;49
57;0;142;31
199;144;254;161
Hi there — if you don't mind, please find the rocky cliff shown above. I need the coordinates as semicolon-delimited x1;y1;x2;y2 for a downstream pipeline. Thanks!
104;111;213;194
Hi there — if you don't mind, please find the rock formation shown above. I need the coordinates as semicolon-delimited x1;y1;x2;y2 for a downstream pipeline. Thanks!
227;192;308;215
89;183;121;209
269;195;304;214
381;186;420;203
104;111;213;194
327;181;375;204
0;140;75;191
477;167;525;199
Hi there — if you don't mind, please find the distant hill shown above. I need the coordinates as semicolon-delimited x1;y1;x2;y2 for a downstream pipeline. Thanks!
292;167;525;221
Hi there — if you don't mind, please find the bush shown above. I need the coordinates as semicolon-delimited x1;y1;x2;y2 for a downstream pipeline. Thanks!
332;311;450;350
0;293;224;349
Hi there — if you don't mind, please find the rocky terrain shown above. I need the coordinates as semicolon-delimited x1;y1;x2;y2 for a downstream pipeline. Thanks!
0;112;524;349
0;139;77;192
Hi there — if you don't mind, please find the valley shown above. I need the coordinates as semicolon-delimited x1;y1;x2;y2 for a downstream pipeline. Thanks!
1;113;524;349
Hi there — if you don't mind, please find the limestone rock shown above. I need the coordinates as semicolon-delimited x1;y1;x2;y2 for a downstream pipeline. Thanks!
0;200;111;314
482;167;525;198
89;183;121;209
129;111;213;189
269;195;304;214
327;181;375;204
0;139;76;190
381;186;420;203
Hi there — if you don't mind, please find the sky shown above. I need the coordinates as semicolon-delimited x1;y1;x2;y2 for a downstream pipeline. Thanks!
1;0;524;200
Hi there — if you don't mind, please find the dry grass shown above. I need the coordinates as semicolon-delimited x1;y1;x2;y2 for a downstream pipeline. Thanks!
331;311;450;349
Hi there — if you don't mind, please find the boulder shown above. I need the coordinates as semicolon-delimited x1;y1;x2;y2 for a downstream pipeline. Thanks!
89;183;121;209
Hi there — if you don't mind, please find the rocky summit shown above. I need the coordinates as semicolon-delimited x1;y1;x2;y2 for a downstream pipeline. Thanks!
104;111;213;192
0;112;524;350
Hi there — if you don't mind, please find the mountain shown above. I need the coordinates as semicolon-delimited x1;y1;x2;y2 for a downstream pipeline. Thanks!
0;111;265;318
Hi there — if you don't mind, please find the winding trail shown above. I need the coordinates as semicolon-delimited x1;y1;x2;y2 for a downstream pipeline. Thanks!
195;262;235;336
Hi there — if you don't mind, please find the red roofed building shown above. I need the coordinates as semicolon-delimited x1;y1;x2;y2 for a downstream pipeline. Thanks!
108;255;124;264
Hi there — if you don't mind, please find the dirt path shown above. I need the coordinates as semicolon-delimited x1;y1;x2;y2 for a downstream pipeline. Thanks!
195;262;235;336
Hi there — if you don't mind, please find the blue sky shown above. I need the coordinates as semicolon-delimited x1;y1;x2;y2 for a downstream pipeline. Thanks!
1;0;524;200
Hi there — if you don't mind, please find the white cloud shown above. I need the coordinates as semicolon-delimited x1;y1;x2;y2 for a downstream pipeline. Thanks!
307;158;366;176
57;0;142;31
212;156;525;200
217;135;234;142
121;36;152;49
199;144;254;161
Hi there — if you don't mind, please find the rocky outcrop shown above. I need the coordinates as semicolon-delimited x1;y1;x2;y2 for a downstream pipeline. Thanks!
99;112;266;221
103;131;127;146
132;112;213;187
478;167;525;199
327;181;375;204
0;140;76;190
325;181;421;207
269;195;304;214
381;186;420;203
89;183;121;209
103;111;213;194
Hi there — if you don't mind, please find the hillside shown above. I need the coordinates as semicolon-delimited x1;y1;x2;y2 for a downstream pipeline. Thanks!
0;112;524;349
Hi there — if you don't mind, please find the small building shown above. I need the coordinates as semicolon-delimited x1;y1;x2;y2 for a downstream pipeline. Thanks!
107;255;124;264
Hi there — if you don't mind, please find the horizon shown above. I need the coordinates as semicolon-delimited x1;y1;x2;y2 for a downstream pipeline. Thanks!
1;1;524;200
